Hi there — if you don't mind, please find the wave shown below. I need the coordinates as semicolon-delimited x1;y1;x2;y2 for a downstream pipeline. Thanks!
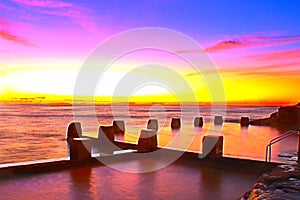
0;113;151;118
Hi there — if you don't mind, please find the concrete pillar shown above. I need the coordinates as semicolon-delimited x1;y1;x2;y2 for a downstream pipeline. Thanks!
194;117;204;127
98;125;114;142
171;118;181;129
69;138;91;161
214;116;223;125
138;129;158;152
67;122;82;142
113;120;125;134
240;117;250;127
147;119;159;131
202;135;223;159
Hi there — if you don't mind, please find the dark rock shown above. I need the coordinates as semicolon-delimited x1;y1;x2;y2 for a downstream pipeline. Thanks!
253;183;267;190
245;164;300;200
242;190;252;199
249;117;271;126
250;102;300;130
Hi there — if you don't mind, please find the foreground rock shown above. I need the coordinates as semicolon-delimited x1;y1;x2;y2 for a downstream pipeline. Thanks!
250;103;300;130
242;164;300;200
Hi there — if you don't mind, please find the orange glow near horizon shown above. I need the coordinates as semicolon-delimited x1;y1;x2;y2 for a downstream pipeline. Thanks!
1;65;298;106
1;1;299;106
2;47;299;106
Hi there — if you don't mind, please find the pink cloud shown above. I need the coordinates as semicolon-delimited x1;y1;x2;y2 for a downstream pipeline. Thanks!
11;0;100;36
236;68;300;77
245;62;300;72
182;35;300;79
0;50;16;54
41;9;87;20
186;60;300;78
205;35;300;52
205;40;245;52
39;7;100;35
0;2;13;10
0;30;36;47
218;61;300;78
0;18;10;27
246;49;300;61
11;0;72;8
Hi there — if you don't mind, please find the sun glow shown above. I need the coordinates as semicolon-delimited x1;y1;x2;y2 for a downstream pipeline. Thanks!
4;69;78;95
1;63;299;106
0;1;299;106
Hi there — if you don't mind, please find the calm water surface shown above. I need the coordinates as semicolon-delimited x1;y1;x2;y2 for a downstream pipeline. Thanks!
0;159;259;200
0;103;296;164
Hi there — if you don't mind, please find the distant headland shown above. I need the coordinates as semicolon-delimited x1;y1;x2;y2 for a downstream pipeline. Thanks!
250;102;300;130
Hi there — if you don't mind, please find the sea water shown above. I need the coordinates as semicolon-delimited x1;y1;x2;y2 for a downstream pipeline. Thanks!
0;103;297;164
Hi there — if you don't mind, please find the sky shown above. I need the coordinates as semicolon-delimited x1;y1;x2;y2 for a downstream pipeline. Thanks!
0;0;300;105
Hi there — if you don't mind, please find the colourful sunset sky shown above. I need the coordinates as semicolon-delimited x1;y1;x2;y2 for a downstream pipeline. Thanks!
0;0;299;105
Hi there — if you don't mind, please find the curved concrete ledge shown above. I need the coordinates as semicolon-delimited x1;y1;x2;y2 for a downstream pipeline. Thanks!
0;141;279;181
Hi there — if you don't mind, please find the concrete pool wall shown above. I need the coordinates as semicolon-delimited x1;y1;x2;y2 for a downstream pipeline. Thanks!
0;146;279;199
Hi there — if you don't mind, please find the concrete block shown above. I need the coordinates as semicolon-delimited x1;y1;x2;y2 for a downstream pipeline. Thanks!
202;135;223;159
171;118;181;129
240;117;250;127
67;122;82;142
147;119;159;131
194;117;204;127
69;138;91;161
113;120;125;134
98;125;114;142
138;129;158;152
214;116;223;125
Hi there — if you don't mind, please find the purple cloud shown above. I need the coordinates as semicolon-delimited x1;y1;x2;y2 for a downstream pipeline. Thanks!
0;18;10;27
246;48;300;61
176;34;300;55
205;35;300;52
11;0;100;35
11;0;72;8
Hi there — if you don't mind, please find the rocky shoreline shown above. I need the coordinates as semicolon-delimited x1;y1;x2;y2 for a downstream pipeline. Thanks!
250;103;300;130
242;163;300;200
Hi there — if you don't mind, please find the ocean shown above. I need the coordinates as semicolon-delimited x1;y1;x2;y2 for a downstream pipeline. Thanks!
0;103;297;165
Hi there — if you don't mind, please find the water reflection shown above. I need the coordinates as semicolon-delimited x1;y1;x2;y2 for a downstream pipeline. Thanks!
136;170;158;200
122;122;296;162
69;167;94;199
0;158;267;199
200;168;222;199
240;126;249;134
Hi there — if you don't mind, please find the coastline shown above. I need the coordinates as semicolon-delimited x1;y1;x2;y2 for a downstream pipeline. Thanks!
243;163;300;199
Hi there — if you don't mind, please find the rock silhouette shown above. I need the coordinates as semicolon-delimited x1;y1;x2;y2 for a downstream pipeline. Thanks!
250;102;300;130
